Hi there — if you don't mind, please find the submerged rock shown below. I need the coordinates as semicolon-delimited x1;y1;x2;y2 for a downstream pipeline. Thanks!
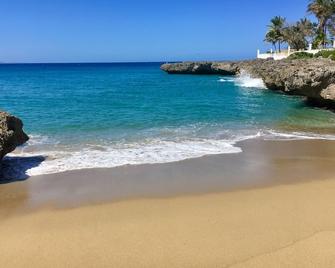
0;111;29;160
161;58;335;108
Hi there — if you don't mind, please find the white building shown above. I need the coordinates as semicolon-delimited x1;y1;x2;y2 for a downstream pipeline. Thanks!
257;41;335;60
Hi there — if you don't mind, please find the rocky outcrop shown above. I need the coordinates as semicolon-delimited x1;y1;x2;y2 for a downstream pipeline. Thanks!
161;58;335;108
161;62;238;75
0;112;29;160
321;84;335;101
239;59;335;99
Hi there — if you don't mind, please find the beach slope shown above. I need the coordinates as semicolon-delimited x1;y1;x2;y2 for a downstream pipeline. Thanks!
2;178;335;267
1;140;335;267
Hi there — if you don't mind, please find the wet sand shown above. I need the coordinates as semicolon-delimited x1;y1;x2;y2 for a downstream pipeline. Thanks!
1;139;335;267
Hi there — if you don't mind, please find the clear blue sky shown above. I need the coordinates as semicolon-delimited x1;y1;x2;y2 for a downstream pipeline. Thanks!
0;0;314;63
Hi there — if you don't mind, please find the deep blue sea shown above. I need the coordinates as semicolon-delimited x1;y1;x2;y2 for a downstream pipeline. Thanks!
1;62;334;176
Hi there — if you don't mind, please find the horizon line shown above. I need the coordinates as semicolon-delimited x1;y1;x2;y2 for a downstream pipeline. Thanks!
0;61;175;64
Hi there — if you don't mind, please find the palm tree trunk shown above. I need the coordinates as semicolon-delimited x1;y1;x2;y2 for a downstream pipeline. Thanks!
320;19;327;48
279;41;281;53
324;24;327;48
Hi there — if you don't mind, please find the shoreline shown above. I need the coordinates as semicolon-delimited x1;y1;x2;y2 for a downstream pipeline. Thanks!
5;128;335;180
2;138;335;266
2;138;335;211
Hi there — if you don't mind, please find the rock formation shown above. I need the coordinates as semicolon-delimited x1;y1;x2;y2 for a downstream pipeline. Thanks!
161;58;335;108
161;61;238;75
160;62;208;74
0;111;29;161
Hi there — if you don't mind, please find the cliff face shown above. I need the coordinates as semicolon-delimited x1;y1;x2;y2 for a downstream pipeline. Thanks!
240;59;335;100
0;111;29;160
161;59;335;107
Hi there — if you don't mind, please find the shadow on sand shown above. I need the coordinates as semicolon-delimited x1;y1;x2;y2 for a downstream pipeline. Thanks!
0;155;46;184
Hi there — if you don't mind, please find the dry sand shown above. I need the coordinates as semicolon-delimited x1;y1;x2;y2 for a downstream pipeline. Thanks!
1;139;335;267
2;179;335;267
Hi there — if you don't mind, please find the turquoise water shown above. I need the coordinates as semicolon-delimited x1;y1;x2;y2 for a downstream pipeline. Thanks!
0;63;334;176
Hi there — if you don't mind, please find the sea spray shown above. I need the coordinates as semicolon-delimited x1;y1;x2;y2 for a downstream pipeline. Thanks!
235;70;267;89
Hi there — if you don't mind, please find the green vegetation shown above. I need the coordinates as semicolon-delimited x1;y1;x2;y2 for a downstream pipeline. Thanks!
286;49;335;60
264;16;286;52
265;0;335;51
287;52;314;59
314;49;335;59
308;0;335;48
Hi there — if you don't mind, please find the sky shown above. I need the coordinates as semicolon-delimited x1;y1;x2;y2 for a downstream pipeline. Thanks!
0;0;315;63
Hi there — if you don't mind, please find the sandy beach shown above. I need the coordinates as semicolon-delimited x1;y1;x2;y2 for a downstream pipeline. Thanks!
2;0;335;266
1;139;335;267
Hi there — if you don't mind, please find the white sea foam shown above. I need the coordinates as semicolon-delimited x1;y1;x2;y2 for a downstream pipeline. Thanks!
264;130;335;141
218;78;235;83
5;129;335;179
218;72;266;89
7;138;242;177
235;71;267;89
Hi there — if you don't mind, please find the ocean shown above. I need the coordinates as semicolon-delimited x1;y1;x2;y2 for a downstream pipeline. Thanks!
1;62;335;177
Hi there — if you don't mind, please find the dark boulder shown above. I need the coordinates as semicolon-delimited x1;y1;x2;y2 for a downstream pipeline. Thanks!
0;111;29;160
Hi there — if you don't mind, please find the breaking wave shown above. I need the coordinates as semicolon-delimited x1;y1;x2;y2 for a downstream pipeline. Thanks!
235;71;267;89
7;137;243;177
219;71;266;89
5;129;335;179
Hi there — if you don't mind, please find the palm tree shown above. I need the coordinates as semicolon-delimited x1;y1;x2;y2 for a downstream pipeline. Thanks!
297;18;317;45
327;15;335;44
283;24;307;50
266;16;286;52
264;30;277;51
281;19;316;50
307;0;335;47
